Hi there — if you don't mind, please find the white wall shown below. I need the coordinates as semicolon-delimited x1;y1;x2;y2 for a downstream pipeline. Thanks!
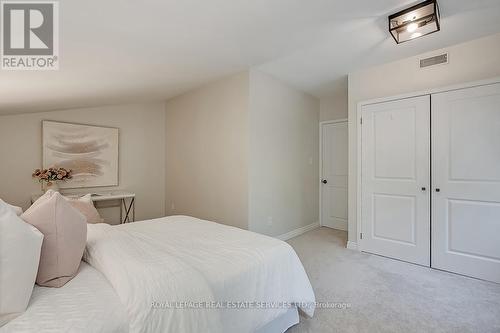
165;72;249;229
249;70;319;236
164;70;319;236
320;77;348;122
0;103;166;223
348;32;500;242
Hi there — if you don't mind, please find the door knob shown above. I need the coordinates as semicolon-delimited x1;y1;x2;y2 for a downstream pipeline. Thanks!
322;179;328;184
435;188;440;192
421;187;426;191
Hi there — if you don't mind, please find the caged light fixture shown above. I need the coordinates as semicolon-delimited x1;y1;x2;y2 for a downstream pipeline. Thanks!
389;0;440;44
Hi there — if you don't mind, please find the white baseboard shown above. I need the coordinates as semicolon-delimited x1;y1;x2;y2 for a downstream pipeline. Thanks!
346;241;358;250
277;221;320;241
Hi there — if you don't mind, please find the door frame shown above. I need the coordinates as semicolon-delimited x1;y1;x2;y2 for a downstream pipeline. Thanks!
319;119;348;228
356;76;500;252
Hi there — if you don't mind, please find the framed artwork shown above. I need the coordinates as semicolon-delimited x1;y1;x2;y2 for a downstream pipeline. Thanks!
42;121;119;188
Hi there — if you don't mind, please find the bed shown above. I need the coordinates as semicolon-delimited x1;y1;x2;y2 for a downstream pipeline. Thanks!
1;263;129;333
2;215;315;333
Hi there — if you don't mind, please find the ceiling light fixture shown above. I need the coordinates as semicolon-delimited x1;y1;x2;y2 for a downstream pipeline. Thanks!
389;0;440;44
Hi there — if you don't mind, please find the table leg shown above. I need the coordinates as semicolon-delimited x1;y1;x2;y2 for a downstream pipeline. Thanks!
122;198;134;223
120;199;123;224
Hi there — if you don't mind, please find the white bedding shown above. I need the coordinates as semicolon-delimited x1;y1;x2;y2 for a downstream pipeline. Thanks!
84;215;315;333
1;263;128;333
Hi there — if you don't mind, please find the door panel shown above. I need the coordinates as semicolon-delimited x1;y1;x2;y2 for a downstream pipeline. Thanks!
373;194;416;244
447;199;500;260
373;107;416;180
361;96;430;266
432;83;500;283
321;122;348;231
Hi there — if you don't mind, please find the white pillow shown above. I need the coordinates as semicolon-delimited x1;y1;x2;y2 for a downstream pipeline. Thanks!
7;203;23;216
0;199;23;216
0;200;43;326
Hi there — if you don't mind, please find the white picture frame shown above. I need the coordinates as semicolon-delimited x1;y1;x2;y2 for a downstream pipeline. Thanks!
42;121;119;188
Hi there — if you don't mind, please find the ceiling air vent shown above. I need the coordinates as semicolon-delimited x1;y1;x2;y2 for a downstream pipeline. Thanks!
420;53;448;68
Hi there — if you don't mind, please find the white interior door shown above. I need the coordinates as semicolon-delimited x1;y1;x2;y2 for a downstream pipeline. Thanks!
321;121;348;230
361;96;430;266
432;83;500;283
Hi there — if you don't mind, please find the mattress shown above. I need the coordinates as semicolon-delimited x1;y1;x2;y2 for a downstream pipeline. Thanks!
1;262;129;333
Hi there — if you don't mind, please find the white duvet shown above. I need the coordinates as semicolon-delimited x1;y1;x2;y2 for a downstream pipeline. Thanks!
84;216;315;333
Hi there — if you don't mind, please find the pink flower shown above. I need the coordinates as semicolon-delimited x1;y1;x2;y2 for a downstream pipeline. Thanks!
32;167;73;184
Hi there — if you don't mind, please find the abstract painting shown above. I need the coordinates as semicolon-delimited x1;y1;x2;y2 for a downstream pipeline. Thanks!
42;121;119;188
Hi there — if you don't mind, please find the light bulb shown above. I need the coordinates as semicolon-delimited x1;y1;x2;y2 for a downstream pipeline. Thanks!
407;23;418;32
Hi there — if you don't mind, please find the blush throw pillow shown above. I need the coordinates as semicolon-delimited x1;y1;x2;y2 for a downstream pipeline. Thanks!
0;200;43;326
65;194;104;224
21;190;87;288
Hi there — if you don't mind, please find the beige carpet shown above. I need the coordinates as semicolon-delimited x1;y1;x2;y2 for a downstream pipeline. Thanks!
286;227;500;333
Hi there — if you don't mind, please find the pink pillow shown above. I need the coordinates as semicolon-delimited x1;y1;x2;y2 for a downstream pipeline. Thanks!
65;195;104;224
21;190;87;287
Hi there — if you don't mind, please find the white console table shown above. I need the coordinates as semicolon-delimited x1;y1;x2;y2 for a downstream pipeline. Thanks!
31;191;135;224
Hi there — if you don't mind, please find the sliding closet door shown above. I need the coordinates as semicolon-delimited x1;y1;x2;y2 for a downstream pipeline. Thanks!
432;83;500;283
361;96;430;266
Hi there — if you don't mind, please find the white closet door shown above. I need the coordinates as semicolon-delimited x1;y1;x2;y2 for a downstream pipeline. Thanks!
361;96;430;266
321;121;348;230
432;83;500;283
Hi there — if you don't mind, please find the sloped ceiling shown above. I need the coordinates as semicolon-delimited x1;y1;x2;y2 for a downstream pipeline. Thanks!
1;0;499;114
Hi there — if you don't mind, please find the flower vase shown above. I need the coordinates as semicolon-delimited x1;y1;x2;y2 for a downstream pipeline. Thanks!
42;182;60;193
